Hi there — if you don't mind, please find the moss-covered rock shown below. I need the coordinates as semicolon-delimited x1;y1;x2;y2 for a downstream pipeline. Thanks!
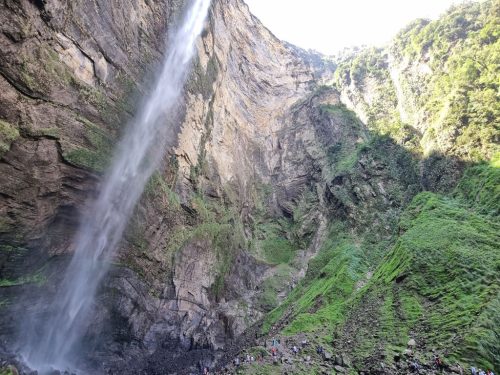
0;119;19;157
61;118;114;172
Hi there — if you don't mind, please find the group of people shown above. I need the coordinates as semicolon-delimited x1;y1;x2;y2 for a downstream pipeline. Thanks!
234;336;287;366
232;350;266;369
267;337;331;365
225;337;497;375
433;355;496;375
407;355;495;375
471;367;495;375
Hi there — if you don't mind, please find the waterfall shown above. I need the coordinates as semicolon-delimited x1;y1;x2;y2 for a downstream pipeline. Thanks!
20;0;211;372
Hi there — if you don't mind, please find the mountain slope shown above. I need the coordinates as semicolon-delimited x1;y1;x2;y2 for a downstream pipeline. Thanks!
239;1;499;373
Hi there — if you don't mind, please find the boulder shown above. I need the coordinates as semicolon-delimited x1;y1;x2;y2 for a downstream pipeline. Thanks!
341;354;351;367
334;355;343;366
334;365;346;373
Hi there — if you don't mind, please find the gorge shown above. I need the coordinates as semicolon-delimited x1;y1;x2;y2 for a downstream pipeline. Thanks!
0;0;498;374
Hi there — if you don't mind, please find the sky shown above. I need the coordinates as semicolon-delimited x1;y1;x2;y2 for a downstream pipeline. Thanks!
244;0;464;55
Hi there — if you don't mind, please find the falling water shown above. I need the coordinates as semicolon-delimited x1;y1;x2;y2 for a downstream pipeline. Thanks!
20;0;211;372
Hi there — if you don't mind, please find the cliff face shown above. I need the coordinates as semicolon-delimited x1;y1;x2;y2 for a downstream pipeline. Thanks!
0;0;498;374
0;0;333;372
0;0;183;257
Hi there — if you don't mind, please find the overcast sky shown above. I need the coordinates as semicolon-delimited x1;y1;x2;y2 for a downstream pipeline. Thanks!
244;0;465;55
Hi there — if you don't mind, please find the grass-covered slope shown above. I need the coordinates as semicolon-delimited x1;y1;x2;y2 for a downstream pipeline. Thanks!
354;186;499;369
260;164;499;372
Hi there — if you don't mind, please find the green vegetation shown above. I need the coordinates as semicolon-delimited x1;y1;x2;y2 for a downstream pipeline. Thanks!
27;127;61;138
187;54;219;100
159;192;246;299
455;160;500;216
0;269;47;288
320;103;369;175
0;218;13;233
145;171;181;211
320;104;361;125
260;237;296;265
251;218;300;266
360;191;500;368
76;83;108;111
257;264;293;311
63;117;114;172
334;48;418;149
334;0;499;161
250;193;305;266
0;367;16;375
261;158;499;369
392;0;499;160
262;223;366;335
0;119;20;157
19;46;75;94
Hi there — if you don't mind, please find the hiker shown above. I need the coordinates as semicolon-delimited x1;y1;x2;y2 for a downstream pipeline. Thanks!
435;355;444;372
301;339;308;348
292;345;299;355
316;345;324;354
271;346;277;357
246;353;251;362
250;356;255;362
411;360;421;374
478;370;486;375
272;337;278;347
471;367;478;375
487;370;495;375
234;357;240;367
203;367;210;375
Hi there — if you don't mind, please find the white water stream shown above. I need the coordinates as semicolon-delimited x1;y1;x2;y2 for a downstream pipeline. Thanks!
20;0;211;372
